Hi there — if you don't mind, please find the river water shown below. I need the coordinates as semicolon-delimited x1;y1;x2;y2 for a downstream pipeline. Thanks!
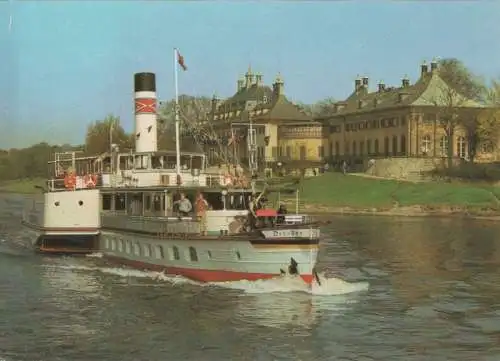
1;194;499;360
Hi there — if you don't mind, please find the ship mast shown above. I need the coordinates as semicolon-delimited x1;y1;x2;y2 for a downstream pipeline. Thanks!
173;48;181;180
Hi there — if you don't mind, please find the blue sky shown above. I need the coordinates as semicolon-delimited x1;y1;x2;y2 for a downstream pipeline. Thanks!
1;1;500;148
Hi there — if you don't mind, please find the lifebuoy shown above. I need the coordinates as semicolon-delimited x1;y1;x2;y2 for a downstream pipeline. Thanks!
85;174;97;188
64;173;77;190
224;175;233;186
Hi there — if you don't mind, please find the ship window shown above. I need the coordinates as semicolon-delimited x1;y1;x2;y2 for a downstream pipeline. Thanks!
133;242;141;256
105;238;110;249
78;201;83;206
54;201;60;207
102;194;112;211
111;239;116;251
125;241;131;254
172;246;180;260
155;246;164;259
189;247;198;262
236;251;241;260
118;239;124;252
143;244;152;257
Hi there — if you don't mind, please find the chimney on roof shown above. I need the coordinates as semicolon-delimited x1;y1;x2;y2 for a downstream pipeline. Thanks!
362;76;369;88
378;80;386;93
237;77;244;92
273;73;284;97
255;73;263;86
421;61;429;77
355;76;362;92
402;75;410;88
430;58;438;72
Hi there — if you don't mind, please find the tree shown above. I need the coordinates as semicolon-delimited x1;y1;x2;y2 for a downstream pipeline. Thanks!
423;59;491;165
157;95;212;151
296;97;337;118
84;114;132;155
438;58;487;102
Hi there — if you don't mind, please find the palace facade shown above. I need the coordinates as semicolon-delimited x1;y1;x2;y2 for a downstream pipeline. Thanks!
319;60;488;163
195;67;327;169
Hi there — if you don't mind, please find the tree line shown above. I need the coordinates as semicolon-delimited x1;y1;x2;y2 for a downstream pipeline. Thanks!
1;58;500;181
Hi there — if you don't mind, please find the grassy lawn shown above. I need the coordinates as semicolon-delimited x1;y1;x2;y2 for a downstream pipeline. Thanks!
0;178;46;194
294;173;500;209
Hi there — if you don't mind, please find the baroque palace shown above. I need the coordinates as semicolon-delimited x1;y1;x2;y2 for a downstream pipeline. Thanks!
319;59;487;164
198;67;324;169
186;60;493;174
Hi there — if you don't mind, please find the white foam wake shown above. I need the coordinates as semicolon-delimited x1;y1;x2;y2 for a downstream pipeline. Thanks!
46;264;369;296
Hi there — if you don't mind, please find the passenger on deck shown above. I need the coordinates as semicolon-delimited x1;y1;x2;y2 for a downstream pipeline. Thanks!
195;193;209;235
174;193;192;217
276;202;288;224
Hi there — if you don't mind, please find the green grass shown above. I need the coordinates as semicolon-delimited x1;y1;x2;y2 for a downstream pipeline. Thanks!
294;173;500;209
0;178;46;194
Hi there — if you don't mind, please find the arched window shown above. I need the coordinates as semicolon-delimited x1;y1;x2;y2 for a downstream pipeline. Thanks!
374;139;379;154
172;246;180;260
421;135;431;155
189;247;198;262
384;137;390;156
400;135;407;155
456;136;467;158
352;141;357;155
392;135;398;155
440;136;449;157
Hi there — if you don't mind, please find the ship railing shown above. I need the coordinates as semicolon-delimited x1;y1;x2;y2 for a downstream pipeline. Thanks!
101;213;201;235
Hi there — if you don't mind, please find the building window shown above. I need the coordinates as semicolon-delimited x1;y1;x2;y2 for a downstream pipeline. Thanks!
329;142;333;156
374;139;379;154
300;146;306;160
118;239;124;252
352;141;357;156
360;141;365;155
392;135;398;155
286;146;291;158
400;116;407;127
335;141;340;156
440;136;449;157
384;137;389;156
172;246;180;260
155;246;164;259
189;247;198;262
143;244;152;257
111;240;116;251
318;146;324;158
457;136;467;158
400;135;407;155
105;239;109;249
367;139;372;154
345;142;350;155
421;135;431;155
481;142;494;153
133;242;141;256
125;241;131;254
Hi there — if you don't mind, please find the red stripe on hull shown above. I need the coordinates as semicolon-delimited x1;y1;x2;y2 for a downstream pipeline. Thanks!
105;255;314;284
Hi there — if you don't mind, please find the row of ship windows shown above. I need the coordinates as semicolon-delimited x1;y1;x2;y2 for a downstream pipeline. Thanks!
103;239;242;262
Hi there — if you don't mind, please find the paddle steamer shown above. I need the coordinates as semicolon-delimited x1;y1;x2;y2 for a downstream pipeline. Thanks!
21;70;321;284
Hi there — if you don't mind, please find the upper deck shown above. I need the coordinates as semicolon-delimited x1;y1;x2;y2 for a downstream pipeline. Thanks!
45;150;249;192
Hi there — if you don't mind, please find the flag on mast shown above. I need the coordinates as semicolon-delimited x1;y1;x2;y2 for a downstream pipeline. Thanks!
176;49;188;71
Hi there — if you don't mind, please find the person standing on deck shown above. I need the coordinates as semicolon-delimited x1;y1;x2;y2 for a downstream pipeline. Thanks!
195;193;209;235
174;193;192;217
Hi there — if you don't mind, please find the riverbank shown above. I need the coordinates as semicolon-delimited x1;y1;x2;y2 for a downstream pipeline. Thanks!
0;178;45;194
287;172;500;219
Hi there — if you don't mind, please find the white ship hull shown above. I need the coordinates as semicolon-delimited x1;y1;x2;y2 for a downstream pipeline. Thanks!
99;230;319;284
